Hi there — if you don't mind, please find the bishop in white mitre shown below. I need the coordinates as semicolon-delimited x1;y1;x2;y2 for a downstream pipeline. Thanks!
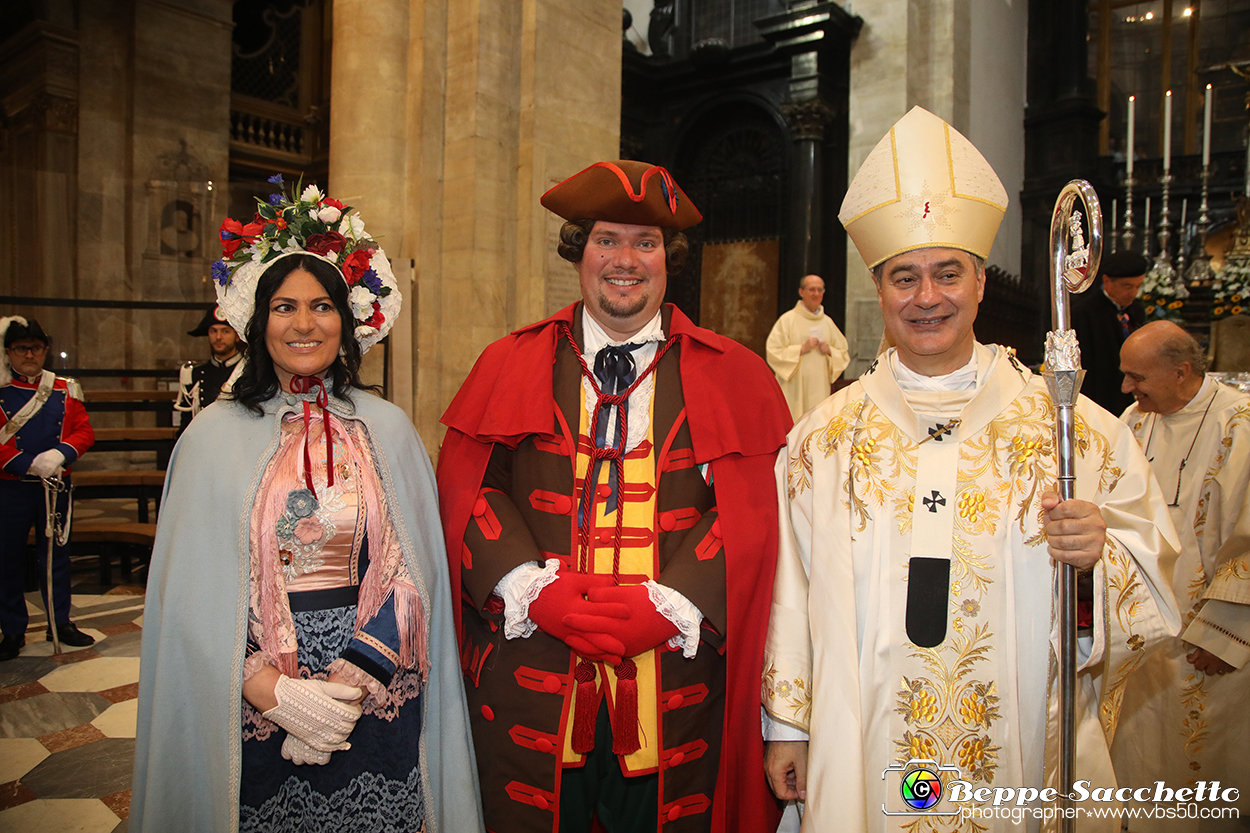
762;106;1181;833
1111;321;1250;832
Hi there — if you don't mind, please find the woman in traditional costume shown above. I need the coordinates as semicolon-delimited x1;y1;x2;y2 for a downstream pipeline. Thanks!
131;179;483;833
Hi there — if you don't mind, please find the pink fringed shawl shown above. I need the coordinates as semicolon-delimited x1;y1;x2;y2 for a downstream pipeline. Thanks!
246;411;429;702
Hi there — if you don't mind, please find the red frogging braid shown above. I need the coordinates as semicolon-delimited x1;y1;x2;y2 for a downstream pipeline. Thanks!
559;324;678;582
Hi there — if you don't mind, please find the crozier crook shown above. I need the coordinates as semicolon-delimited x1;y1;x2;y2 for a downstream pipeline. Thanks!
1042;179;1101;831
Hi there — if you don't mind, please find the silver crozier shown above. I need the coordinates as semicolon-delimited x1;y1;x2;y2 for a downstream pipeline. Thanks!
1042;180;1102;830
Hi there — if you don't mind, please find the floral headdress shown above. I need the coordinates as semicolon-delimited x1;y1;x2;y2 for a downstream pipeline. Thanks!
212;174;402;354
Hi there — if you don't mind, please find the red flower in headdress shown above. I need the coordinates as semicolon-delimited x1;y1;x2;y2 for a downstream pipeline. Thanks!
322;197;345;211
365;302;385;329
305;231;347;256
219;218;265;258
342;249;373;284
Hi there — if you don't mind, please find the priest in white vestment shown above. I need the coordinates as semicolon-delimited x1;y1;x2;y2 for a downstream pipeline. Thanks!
766;274;850;419
762;106;1181;833
1111;321;1250;832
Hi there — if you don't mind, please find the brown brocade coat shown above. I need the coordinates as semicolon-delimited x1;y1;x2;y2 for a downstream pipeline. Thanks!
438;304;790;833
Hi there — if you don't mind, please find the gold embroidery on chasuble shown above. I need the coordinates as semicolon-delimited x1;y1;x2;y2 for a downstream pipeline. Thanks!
864;401;1006;791
562;395;661;772
762;662;812;727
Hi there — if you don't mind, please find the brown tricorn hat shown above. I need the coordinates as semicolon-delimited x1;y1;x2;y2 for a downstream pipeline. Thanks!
540;160;702;230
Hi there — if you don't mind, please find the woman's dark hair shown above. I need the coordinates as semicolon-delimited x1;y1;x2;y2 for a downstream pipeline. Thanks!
231;254;376;415
557;219;689;275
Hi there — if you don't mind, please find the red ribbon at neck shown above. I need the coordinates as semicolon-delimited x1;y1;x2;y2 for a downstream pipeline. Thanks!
287;375;334;497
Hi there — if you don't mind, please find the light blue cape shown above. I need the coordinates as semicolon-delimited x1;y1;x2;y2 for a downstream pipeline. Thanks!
131;392;483;832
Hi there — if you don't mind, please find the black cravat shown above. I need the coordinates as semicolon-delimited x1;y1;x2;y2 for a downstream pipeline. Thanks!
590;343;641;514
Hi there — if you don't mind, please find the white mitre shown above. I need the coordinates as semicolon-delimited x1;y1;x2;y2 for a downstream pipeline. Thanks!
839;106;1008;269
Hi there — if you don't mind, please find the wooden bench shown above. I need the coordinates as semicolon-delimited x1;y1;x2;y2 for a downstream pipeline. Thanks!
90;427;179;469
84;389;177;406
27;521;157;585
72;470;166;523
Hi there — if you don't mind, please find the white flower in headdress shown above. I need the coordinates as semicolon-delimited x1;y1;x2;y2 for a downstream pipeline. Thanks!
317;205;341;224
354;325;375;342
301;184;323;202
339;214;365;239
349;285;375;319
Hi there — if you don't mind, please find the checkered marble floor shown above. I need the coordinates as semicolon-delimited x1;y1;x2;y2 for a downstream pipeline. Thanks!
0;588;145;833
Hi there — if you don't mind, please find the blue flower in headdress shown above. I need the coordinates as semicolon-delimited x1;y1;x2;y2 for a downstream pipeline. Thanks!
286;488;318;519
360;270;382;294
268;173;284;185
211;260;230;286
275;514;296;538
268;193;284;206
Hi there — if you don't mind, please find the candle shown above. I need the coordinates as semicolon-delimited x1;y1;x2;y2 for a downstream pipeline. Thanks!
1163;91;1172;171
1127;95;1136;176
1203;84;1213;167
1144;197;1151;255
1111;199;1118;251
1180;198;1187;235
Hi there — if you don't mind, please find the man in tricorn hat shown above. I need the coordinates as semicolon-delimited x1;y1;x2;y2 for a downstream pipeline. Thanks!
762;108;1180;830
177;304;241;425
438;160;790;832
0;316;96;660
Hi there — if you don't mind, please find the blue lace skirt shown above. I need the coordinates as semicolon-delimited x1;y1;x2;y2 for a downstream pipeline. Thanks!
239;604;425;833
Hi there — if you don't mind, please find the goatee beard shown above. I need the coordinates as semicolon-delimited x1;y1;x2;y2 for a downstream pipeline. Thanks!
599;292;649;321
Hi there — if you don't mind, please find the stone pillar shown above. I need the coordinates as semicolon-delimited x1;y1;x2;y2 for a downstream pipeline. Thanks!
0;19;80;298
403;0;621;452
1021;0;1103;363
782;99;834;289
330;0;411;397
756;1;860;328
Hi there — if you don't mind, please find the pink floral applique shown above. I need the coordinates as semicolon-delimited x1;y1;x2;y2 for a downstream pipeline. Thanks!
294;517;324;545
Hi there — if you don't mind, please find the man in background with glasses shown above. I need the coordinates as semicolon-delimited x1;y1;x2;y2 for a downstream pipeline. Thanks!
1113;319;1250;830
0;316;96;661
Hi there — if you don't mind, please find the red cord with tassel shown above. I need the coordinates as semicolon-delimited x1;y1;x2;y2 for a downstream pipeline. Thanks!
613;657;640;755
571;659;599;754
288;375;334;497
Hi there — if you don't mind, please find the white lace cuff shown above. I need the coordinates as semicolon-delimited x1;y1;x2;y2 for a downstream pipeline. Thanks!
497;558;562;639
644;580;703;658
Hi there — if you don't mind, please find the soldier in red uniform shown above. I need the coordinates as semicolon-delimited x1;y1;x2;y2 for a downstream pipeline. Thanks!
0;316;96;661
438;161;790;833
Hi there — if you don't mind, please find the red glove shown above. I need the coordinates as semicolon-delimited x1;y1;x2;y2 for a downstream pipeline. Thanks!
563;584;680;660
528;572;627;664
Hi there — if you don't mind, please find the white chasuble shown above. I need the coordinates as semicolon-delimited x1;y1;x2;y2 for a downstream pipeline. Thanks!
765;343;1180;833
1112;376;1250;832
765;302;851;419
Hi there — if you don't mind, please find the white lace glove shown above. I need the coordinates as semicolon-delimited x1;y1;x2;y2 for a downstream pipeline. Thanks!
262;677;363;752
281;735;332;766
28;449;65;479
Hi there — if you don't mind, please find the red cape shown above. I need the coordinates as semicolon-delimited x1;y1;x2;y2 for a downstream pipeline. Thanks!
438;303;789;833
